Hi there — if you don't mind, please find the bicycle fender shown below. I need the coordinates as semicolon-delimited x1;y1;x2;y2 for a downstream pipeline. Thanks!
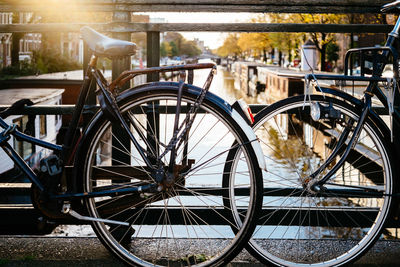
231;108;266;171
83;82;266;171
318;87;362;106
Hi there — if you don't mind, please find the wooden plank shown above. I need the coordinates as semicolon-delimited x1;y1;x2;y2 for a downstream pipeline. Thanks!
0;0;390;5
0;23;392;34
102;5;384;13
0;0;392;13
147;31;160;81
0;5;387;13
144;23;392;34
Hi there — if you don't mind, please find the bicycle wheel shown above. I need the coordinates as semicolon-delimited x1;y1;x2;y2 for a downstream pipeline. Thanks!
76;83;262;266
228;95;395;266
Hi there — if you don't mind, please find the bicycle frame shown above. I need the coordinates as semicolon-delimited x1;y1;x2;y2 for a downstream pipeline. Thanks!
0;54;217;201
0;55;102;195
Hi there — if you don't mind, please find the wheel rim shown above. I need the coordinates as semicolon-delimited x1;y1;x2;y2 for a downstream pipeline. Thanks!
247;97;393;266
83;92;259;266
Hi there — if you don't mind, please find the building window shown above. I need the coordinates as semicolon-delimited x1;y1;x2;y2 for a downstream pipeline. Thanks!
40;115;47;138
13;116;34;160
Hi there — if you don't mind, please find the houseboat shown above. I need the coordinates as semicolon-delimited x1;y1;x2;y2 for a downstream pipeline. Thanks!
257;67;305;104
231;61;267;97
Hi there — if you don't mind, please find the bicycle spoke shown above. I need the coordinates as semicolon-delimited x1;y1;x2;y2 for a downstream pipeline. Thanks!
243;95;393;266
82;90;260;266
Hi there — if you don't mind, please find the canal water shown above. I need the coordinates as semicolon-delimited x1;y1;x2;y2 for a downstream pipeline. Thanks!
193;60;261;106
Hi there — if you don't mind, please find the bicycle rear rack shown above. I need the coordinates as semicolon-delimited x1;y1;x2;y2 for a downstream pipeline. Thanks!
110;63;216;92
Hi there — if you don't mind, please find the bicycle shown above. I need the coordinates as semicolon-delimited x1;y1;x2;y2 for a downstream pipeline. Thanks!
0;26;266;266
224;1;400;266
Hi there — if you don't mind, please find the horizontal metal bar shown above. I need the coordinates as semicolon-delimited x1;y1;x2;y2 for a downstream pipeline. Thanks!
0;23;392;34
110;206;386;227
0;79;83;88
0;205;398;228
0;103;386;117
309;74;387;82
0;104;266;116
0;105;99;115
0;184;385;199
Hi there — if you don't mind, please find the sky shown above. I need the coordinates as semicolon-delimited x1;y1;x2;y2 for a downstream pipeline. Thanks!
142;12;256;49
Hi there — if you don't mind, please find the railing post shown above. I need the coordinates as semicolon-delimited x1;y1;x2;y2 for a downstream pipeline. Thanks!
146;32;160;160
112;10;132;89
112;8;131;168
146;31;160;81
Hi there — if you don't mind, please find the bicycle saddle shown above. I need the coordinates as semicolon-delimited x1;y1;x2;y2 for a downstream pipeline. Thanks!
81;26;136;57
381;0;400;12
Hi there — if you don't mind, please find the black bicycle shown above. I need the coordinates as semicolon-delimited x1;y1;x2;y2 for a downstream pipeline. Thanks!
225;1;400;266
0;26;265;266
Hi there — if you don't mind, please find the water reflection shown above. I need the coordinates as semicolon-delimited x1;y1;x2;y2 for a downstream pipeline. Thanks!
192;65;259;105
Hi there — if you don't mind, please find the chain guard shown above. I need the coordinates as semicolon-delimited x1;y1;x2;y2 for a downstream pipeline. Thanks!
31;172;67;220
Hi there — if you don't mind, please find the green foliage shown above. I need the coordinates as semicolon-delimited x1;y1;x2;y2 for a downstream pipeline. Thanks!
169;41;179;57
160;42;171;57
181;40;201;57
161;32;201;58
32;49;81;73
326;42;340;63
0;49;81;78
0;258;9;265
0;61;37;78
20;255;35;261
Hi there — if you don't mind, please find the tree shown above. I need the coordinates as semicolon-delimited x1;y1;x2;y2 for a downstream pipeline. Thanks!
180;40;201;57
160;42;171;57
237;32;270;61
169;41;179;57
216;34;241;58
267;14;303;66
162;32;201;58
326;41;339;70
294;13;347;71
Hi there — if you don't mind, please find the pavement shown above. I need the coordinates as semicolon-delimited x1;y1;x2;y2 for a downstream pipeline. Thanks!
0;236;399;266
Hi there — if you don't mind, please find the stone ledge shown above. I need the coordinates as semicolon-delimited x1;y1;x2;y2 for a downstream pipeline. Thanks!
0;236;399;266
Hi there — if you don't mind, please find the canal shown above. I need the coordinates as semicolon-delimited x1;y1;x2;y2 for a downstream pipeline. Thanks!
193;60;261;105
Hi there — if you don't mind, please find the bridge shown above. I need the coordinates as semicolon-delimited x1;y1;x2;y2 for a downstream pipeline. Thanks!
0;2;398;266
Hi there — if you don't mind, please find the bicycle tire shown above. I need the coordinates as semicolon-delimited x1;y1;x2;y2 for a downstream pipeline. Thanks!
75;83;263;267
226;95;395;266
